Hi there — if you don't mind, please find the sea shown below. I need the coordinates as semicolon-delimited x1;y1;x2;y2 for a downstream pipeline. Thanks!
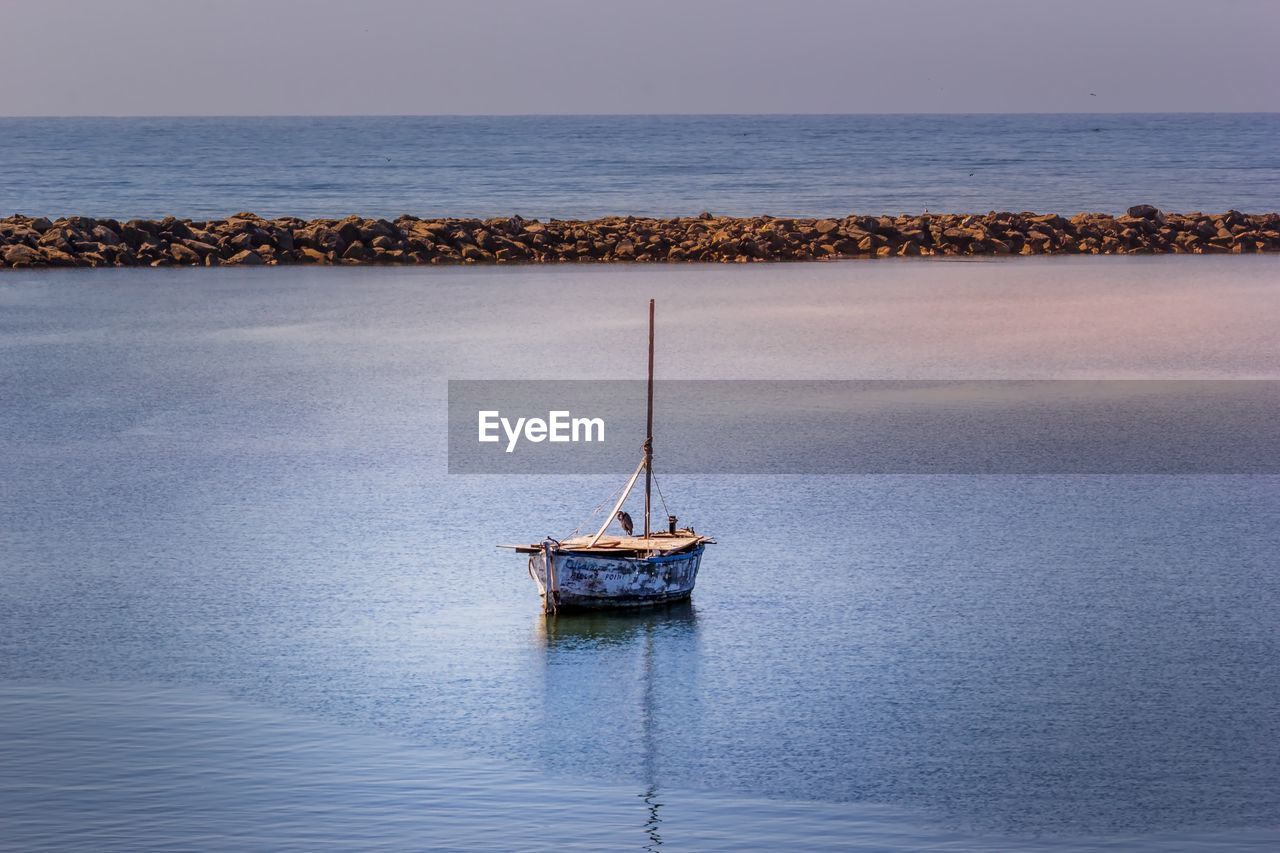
1;113;1278;220
2;115;1280;851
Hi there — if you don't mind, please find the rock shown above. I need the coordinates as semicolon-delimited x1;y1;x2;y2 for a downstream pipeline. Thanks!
44;248;81;267
364;219;400;240
91;225;122;246
1126;204;1164;221
56;216;91;234
336;219;364;245
123;219;159;238
119;224;152;246
4;244;45;266
171;243;201;264
226;249;264;266
304;226;343;253
162;217;194;240
0;209;1274;269
411;221;450;238
0;225;32;244
227;231;264;252
1029;213;1066;228
183;240;221;258
38;227;73;248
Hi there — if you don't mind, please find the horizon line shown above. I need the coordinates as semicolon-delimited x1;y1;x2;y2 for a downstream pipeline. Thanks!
1;111;1278;120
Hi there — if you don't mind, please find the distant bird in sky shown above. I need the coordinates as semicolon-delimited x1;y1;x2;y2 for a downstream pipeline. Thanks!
617;510;634;536
1090;93;1097;97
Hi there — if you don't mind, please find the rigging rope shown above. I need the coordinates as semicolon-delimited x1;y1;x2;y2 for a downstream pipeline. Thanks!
561;475;629;540
562;441;674;540
650;465;672;520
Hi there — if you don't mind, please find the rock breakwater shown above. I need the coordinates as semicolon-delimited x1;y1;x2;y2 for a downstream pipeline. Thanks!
2;207;1277;269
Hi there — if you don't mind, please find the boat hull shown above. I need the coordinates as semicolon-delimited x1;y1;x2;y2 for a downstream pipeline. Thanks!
529;545;705;609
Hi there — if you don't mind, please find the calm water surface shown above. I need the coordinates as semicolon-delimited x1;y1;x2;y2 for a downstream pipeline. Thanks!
1;114;1278;219
2;257;1280;849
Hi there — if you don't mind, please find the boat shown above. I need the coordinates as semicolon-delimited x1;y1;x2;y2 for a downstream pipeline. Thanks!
500;300;714;612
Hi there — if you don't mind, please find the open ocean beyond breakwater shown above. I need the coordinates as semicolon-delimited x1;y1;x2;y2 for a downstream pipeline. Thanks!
2;113;1279;220
3;256;1280;849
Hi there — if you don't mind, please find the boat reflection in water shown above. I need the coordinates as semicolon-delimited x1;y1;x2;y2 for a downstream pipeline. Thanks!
536;602;700;849
537;600;699;650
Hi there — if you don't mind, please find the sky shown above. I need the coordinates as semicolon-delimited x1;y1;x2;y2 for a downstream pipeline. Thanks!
0;0;1276;116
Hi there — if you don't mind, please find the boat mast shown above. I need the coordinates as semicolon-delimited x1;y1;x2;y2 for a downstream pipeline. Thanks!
644;299;654;539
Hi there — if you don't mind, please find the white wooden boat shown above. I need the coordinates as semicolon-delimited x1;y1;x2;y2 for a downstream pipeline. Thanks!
501;300;714;612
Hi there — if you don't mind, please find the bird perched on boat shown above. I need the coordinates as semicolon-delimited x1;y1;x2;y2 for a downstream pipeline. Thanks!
616;510;634;536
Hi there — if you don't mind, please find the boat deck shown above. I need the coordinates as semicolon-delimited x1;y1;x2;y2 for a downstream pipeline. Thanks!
501;530;712;556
